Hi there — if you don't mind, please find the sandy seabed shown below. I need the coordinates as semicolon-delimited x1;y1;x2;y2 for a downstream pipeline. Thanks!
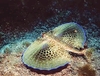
0;47;100;76
0;24;100;76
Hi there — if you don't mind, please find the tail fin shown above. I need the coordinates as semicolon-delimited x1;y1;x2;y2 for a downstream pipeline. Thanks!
83;47;95;62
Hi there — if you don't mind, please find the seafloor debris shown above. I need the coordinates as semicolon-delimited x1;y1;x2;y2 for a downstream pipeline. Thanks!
22;22;95;71
78;64;96;76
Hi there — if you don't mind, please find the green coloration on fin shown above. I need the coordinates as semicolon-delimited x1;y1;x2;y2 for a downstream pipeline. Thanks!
52;22;86;49
22;39;71;70
22;22;90;71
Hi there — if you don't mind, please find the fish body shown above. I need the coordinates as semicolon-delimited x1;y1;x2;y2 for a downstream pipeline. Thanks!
22;22;94;70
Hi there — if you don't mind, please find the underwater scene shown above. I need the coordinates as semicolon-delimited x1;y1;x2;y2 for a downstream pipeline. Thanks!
0;0;100;76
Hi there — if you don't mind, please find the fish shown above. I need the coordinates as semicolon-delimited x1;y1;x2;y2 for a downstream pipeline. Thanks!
22;22;95;70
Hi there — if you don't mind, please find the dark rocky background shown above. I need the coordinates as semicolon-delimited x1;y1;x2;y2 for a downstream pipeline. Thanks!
0;0;100;49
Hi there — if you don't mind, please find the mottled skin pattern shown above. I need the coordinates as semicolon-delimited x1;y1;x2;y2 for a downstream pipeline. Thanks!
43;33;86;55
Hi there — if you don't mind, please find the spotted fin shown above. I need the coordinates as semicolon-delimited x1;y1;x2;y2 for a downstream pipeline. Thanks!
22;39;71;70
52;22;86;49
